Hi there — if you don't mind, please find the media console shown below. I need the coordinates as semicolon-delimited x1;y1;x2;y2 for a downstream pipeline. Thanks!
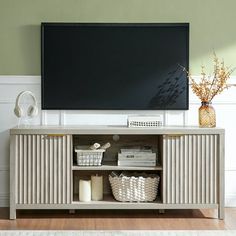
10;125;225;219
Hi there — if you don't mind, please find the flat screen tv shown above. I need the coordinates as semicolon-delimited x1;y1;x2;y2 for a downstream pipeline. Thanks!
41;23;189;110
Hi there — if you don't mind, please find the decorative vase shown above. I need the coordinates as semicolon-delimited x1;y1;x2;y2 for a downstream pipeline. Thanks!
198;102;216;128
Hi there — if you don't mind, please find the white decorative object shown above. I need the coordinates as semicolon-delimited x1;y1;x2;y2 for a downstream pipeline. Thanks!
79;179;91;202
75;149;105;166
14;91;38;118
128;116;163;127
91;175;103;201
109;173;160;202
89;143;100;150
100;142;111;150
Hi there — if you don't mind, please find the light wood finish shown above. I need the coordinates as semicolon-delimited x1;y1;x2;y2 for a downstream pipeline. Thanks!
14;134;72;205
10;134;73;219
10;125;225;135
0;208;235;230
10;125;225;220
72;164;163;171
10;135;16;220
163;134;218;205
219;132;225;219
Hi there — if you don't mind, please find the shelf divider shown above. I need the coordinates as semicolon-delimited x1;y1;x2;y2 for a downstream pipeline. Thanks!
72;163;162;171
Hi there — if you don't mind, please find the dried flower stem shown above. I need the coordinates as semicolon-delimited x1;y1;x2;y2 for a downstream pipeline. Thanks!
182;53;234;103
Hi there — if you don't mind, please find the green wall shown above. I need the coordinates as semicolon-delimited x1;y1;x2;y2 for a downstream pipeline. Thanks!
0;0;236;75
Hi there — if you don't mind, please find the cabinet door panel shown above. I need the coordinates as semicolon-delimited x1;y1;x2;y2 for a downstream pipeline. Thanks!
15;134;72;204
163;134;218;204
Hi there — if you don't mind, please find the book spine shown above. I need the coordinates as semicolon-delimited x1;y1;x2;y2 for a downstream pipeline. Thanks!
120;148;141;152
118;161;156;167
120;150;152;153
118;153;156;159
118;157;156;161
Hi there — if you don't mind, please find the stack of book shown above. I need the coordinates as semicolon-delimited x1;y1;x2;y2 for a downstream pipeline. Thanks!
117;147;157;167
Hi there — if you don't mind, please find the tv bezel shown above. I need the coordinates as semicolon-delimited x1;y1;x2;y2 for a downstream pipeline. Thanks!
41;22;189;110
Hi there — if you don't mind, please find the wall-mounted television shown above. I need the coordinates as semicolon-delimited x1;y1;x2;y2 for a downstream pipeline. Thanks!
41;23;189;110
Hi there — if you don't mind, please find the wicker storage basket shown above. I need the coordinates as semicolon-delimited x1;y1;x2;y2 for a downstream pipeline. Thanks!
109;172;160;202
75;148;105;166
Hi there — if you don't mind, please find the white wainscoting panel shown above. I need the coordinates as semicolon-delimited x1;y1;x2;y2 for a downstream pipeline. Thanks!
0;167;10;205
225;171;236;207
0;75;236;207
185;104;199;126
165;111;186;126
213;104;236;170
41;110;61;125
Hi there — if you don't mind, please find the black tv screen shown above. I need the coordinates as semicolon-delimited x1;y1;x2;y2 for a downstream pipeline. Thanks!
41;23;189;110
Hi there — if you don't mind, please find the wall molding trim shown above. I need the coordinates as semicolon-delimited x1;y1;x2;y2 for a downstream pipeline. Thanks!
0;75;235;85
0;76;40;84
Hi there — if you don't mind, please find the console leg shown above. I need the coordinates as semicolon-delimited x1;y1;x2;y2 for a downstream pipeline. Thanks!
10;207;16;220
218;205;224;220
218;133;225;220
159;209;165;214
69;209;75;214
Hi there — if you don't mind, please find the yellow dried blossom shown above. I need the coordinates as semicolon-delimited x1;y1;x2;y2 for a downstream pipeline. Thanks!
183;53;234;103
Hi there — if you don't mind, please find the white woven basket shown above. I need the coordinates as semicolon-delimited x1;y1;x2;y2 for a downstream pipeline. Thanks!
75;149;105;166
109;173;160;202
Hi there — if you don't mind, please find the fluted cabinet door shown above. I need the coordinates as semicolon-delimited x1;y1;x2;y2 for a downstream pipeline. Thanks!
15;134;72;205
163;134;218;204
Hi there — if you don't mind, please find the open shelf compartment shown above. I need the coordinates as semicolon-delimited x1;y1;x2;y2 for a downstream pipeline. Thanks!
72;169;162;204
72;134;163;206
72;134;163;167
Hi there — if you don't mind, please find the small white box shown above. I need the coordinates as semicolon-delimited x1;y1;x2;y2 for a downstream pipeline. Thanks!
128;116;163;128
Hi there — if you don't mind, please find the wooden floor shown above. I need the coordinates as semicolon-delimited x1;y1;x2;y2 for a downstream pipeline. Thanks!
0;208;236;230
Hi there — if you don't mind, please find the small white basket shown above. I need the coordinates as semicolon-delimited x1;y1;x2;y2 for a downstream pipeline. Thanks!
75;149;105;166
128;116;163;127
109;173;160;202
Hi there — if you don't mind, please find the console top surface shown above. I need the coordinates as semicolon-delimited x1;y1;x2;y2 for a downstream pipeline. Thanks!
10;125;225;135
